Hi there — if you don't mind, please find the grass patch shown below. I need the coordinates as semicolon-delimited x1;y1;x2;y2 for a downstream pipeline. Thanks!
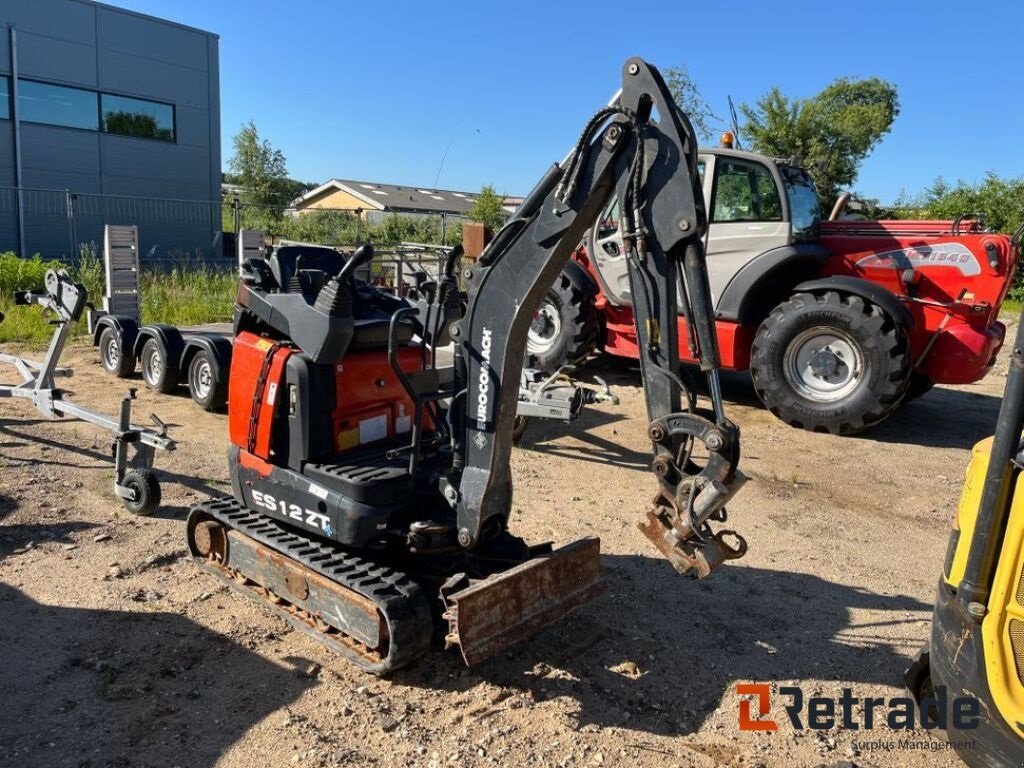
0;251;236;344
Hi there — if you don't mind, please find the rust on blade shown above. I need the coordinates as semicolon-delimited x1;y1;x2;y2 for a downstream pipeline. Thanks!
442;537;604;666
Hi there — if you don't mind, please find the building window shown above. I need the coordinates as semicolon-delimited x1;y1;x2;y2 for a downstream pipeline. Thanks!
101;93;175;142
0;76;9;120
18;79;99;131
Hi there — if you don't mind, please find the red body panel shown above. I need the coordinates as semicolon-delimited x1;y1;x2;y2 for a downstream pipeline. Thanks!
579;219;1016;385
229;331;430;459
820;220;1014;384
331;346;429;453
228;332;294;459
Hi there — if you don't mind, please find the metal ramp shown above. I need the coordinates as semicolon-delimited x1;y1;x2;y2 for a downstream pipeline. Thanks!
101;224;141;322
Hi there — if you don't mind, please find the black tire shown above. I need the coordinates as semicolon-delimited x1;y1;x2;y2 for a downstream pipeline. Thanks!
98;326;135;378
903;371;935;403
140;338;179;394
749;291;911;435
187;350;228;411
527;271;599;373
120;469;161;516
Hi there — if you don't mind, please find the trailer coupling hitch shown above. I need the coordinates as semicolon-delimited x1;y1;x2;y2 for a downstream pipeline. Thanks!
638;412;748;578
584;375;620;406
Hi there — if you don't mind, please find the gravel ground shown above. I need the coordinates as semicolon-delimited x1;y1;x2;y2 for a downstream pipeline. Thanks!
0;340;1009;768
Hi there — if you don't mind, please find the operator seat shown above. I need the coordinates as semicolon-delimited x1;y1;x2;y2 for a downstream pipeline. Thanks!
266;245;414;350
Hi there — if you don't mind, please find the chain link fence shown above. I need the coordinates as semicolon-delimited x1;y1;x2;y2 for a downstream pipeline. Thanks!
0;186;466;272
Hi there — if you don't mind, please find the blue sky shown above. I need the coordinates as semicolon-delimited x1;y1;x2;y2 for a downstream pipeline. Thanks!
112;0;1023;203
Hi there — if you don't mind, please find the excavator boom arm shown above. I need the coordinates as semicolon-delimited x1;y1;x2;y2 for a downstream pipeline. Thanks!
453;58;747;575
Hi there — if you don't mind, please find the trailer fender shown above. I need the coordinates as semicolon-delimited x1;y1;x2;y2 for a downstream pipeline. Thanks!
180;335;233;384
793;275;915;330
91;313;139;349
133;324;186;362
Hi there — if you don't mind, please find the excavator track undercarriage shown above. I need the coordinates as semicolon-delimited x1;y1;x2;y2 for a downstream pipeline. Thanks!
187;498;434;674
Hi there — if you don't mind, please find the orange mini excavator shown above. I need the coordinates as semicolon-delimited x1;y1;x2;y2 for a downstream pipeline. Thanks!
187;58;748;674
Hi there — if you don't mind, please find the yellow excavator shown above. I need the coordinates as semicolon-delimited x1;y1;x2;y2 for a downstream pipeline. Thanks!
908;291;1024;767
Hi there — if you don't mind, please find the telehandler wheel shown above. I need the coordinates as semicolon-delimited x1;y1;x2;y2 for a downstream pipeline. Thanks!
98;326;135;378
903;371;935;403
120;469;161;516
750;291;911;435
188;350;227;411
527;272;599;373
140;338;180;394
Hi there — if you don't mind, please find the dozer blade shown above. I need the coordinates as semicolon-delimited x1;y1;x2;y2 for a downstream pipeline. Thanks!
441;537;604;666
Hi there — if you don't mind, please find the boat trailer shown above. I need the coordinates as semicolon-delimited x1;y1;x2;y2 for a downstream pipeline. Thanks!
0;269;175;514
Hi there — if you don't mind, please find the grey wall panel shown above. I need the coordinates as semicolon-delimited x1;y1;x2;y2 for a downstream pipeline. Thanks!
174;104;211;149
17;31;97;87
100;136;209;187
99;175;212;202
2;0;96;46
206;36;220;204
0;210;17;254
22;214;77;258
0;28;9;71
0;121;14;172
96;6;208;70
19;124;100;176
98;49;208;109
19;169;101;193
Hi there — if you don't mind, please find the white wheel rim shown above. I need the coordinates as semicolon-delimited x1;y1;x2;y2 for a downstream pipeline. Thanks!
783;327;864;403
527;299;562;355
103;337;119;368
193;359;212;399
145;347;163;385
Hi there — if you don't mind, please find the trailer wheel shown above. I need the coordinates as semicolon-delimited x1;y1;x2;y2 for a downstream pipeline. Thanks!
750;291;911;435
527;272;599;373
188;350;227;411
120;469;161;516
140;338;179;394
98;326;135;378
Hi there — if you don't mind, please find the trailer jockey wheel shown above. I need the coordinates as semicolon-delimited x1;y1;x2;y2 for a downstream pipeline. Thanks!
119;469;161;516
141;338;180;394
527;272;599;373
99;327;135;378
188;350;228;411
750;291;910;435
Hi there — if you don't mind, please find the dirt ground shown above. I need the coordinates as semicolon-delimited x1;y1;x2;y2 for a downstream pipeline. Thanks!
0;338;1010;768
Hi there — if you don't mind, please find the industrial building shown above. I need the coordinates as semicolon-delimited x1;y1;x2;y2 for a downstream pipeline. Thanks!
0;0;220;261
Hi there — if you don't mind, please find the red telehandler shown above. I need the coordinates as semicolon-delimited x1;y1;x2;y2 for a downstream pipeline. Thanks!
528;143;1019;434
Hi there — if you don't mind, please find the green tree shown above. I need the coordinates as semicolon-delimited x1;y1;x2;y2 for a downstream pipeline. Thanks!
663;65;723;142
466;185;506;232
228;121;293;231
741;77;899;210
895;174;1024;235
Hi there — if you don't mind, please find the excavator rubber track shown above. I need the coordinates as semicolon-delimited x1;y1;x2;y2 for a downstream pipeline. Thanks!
186;497;434;675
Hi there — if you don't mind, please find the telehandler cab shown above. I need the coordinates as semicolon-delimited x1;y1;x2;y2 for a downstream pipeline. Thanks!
187;58;747;673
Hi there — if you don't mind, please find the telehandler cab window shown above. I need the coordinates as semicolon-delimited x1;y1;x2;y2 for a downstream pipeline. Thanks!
712;159;782;223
